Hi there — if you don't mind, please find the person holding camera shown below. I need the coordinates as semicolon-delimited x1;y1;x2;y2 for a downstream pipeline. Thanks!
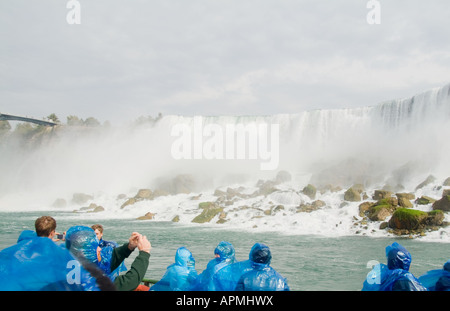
35;216;65;241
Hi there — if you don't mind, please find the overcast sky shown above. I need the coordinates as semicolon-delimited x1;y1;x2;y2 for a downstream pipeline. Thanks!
1;0;449;124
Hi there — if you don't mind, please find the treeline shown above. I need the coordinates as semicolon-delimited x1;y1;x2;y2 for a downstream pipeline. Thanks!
0;112;164;141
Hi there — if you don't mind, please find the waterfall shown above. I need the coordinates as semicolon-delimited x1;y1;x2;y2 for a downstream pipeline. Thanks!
0;83;449;211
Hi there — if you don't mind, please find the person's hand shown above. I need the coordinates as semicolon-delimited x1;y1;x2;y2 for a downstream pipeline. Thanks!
138;235;151;254
128;232;140;251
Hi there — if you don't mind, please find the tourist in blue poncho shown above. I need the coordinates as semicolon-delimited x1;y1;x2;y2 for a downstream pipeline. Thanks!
151;247;198;291
362;242;426;291
0;231;104;291
65;226;151;291
213;243;290;291
418;260;450;291
235;243;290;291
193;241;237;291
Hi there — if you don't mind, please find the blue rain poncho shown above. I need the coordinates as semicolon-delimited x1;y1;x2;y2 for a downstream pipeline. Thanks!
151;247;198;291
193;241;237;291
17;230;37;243
213;243;290;291
362;242;426;291
65;226;125;281
0;233;99;291
418;260;450;291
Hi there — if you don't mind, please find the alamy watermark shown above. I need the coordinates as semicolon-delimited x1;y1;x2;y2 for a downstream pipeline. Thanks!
365;260;382;285
66;260;81;284
66;0;81;25
170;116;280;171
367;0;381;25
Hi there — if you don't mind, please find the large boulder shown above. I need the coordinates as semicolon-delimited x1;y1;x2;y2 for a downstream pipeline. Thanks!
344;187;362;202
426;210;445;226
192;202;223;223
137;212;155;220
302;184;317;200
443;177;450;186
388;208;428;230
275;170;292;184
372;190;393;200
256;180;279;196
432;194;450;212
415;196;436;205
367;198;398;221
135;189;153;200
359;202;375;217
396;193;415;208
368;205;392;221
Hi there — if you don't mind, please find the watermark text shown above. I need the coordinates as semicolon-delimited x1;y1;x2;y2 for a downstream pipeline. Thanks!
171;117;279;171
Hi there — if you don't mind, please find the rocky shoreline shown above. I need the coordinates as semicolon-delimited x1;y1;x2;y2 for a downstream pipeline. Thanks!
54;171;450;239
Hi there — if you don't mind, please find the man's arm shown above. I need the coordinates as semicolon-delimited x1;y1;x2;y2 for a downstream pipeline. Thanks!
113;234;152;291
110;243;133;272
113;250;150;291
110;232;141;272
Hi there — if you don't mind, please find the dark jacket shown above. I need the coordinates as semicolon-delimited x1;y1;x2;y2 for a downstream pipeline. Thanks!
111;243;150;291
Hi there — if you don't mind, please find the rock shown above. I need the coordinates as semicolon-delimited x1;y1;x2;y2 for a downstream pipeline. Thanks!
388;208;428;230
120;197;136;209
137;212;155;220
396;192;415;200
198;202;218;209
443;177;450;186
432;195;450;212
415;175;437;191
397;197;413;208
172;174;196;194
52;198;67;208
359;202;375;217
135;189;153;200
172;215;180;222
372;190;393;200
442;189;450;197
92;205;105;213
318;184;342;194
382;184;405;192
367;198;398;221
344;187;361;202
257;180;279;196
378;197;398;207
379;222;389;230
426;210;445;226
192;203;224;223
302;184;317;200
415;196;436;205
214;189;226;197
275;170;292;183
368;205;392;221
190;194;202;200
72;193;94;205
311;200;326;209
297;200;325;213
393;192;413;208
272;205;285;213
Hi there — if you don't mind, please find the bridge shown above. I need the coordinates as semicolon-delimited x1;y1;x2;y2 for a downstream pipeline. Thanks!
0;113;57;127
